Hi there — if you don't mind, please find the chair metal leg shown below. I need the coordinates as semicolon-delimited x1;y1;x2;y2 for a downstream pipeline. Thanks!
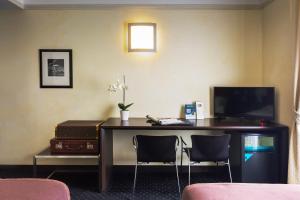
33;156;37;178
227;159;232;183
180;146;183;174
175;161;181;197
188;157;191;185
133;162;138;194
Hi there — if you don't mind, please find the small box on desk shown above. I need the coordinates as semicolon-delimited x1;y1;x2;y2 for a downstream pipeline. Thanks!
185;104;196;119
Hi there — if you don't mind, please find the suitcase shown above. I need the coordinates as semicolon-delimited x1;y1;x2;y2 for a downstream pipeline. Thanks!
55;120;102;139
50;138;99;154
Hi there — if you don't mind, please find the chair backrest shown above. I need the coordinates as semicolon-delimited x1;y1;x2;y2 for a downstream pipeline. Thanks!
134;135;179;163
190;134;231;162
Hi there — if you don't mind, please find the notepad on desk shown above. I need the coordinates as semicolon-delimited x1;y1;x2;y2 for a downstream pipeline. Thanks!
158;118;190;125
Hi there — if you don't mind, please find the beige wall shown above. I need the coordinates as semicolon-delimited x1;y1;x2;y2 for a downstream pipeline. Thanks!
0;9;263;165
263;0;297;128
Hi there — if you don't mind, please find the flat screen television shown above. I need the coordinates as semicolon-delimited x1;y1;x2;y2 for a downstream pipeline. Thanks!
213;87;275;121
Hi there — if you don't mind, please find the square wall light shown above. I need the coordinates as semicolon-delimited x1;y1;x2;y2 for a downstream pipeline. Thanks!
128;23;157;52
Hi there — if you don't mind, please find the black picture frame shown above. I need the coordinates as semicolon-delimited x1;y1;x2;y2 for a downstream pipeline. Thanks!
39;49;73;88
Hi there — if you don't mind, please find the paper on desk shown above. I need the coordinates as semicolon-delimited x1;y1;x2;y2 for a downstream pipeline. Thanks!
158;118;187;125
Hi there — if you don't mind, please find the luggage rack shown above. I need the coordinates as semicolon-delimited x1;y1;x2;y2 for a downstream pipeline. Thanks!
33;147;100;182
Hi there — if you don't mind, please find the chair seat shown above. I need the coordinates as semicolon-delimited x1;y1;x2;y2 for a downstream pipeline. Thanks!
183;147;226;162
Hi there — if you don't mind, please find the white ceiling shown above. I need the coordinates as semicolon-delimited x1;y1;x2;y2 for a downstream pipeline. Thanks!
4;0;273;10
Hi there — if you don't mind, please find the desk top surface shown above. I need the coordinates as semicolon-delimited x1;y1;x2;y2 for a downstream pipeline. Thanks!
101;118;288;131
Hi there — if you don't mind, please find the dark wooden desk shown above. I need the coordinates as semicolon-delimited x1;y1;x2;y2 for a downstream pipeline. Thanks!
99;118;289;192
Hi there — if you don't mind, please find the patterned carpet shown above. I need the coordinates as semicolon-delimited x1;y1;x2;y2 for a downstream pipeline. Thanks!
52;171;228;200
0;167;229;200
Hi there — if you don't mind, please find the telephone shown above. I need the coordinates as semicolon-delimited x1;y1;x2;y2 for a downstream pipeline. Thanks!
146;115;160;125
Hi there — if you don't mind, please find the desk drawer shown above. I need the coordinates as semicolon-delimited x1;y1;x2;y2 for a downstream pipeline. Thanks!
50;138;99;154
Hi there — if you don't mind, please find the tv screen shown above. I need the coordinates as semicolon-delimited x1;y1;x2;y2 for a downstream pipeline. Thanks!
214;87;275;120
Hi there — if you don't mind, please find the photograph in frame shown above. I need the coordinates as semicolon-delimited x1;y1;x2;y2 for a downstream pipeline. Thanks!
39;49;73;88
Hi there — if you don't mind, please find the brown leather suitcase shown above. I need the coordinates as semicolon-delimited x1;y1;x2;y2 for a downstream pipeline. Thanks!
55;120;102;139
50;138;99;154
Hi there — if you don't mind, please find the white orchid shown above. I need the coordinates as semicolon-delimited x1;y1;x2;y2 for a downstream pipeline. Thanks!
108;75;133;111
108;79;128;92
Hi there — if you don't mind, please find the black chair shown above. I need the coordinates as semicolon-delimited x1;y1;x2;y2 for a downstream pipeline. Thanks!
181;134;232;184
133;135;181;195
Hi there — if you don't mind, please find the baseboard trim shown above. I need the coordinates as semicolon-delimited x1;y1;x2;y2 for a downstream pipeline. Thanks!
113;165;227;174
0;164;97;170
0;164;227;176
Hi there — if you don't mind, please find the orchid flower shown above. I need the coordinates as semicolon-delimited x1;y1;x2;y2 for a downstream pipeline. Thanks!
108;75;133;111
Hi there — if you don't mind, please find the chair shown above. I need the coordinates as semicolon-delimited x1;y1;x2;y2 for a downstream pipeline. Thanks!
182;183;300;200
133;135;181;195
181;134;232;185
0;179;70;200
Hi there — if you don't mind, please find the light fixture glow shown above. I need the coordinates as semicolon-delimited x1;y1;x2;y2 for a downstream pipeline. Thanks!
128;23;157;52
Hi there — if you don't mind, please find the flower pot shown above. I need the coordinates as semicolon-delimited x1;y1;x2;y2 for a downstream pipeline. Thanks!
120;110;129;121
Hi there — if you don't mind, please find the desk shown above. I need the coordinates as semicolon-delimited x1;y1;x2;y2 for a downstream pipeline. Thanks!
99;118;289;192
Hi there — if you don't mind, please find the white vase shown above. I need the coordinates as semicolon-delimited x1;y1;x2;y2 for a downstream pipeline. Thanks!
120;110;129;121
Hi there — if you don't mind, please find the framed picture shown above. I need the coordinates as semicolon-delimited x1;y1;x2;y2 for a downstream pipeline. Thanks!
39;49;73;88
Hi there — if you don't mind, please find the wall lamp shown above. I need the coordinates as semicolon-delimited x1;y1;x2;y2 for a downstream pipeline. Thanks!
128;23;157;52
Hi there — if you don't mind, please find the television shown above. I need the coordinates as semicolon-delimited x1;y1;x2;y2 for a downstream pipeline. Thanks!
213;87;275;121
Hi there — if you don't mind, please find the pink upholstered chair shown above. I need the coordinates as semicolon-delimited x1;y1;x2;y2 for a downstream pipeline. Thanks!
0;178;70;200
182;183;300;200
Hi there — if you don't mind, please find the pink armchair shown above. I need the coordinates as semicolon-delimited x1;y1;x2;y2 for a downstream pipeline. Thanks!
0;179;70;200
182;183;300;200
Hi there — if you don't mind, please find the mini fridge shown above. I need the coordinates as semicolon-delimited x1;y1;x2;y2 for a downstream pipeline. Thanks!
242;134;279;183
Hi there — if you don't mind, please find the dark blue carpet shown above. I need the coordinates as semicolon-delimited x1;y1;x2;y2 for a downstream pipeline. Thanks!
51;172;228;200
0;168;229;200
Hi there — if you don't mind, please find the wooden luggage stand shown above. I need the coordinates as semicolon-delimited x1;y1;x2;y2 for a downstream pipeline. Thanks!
33;120;103;192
